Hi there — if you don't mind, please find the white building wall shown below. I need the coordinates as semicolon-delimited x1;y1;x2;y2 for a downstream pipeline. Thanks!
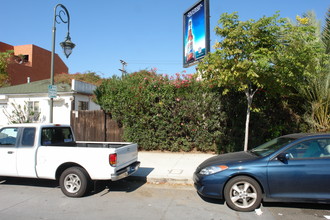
72;79;96;94
52;95;73;124
74;94;100;111
0;80;101;127
0;95;49;126
0;94;100;127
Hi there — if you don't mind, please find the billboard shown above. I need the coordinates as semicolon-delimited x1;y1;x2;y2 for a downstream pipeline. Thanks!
183;0;210;68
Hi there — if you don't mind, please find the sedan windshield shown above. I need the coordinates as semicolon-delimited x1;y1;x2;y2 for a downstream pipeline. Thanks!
249;137;296;157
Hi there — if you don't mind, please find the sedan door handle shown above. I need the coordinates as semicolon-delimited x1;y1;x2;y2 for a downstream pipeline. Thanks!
7;151;14;154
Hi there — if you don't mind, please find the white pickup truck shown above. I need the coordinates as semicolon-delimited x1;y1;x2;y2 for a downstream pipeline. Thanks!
0;123;140;197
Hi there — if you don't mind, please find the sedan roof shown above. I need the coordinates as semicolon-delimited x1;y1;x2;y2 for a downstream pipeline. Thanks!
281;133;330;139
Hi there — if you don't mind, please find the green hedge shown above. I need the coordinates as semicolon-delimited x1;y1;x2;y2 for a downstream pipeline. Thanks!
95;70;304;153
95;70;228;152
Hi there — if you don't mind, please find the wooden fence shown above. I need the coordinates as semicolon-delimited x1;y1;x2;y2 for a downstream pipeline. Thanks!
70;110;124;142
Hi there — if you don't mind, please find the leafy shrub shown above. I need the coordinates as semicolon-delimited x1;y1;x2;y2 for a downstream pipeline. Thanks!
95;70;307;152
95;70;227;152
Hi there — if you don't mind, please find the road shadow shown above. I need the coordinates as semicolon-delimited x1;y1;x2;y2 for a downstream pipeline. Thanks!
90;167;154;196
90;179;145;196
263;201;330;210
129;167;154;180
196;193;225;205
196;191;330;211
0;177;58;188
0;167;155;197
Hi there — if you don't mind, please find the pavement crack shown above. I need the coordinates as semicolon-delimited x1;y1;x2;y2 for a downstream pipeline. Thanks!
159;197;174;220
0;197;34;213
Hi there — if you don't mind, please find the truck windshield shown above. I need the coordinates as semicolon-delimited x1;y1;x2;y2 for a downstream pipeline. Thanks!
41;127;74;146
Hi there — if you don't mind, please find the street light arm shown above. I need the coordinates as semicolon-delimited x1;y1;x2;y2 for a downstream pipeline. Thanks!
54;4;71;33
54;4;75;59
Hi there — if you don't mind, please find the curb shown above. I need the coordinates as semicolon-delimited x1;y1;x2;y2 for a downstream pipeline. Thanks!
128;175;194;186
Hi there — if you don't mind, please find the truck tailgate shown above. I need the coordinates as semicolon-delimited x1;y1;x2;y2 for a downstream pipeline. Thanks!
75;141;139;169
115;143;138;169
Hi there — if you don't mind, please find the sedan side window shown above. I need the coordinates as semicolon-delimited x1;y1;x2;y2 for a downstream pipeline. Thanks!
286;139;330;159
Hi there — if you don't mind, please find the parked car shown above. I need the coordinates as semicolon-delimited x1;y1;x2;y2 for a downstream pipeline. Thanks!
0;123;140;197
193;133;330;212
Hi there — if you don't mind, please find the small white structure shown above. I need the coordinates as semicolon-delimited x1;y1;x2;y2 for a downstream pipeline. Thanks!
0;79;100;126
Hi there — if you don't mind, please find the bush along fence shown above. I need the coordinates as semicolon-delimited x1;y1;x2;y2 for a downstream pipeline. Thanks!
94;70;304;153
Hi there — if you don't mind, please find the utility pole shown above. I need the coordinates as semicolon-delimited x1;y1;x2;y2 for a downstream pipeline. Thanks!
119;60;127;77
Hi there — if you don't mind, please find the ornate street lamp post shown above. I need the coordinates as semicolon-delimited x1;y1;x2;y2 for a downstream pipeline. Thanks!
50;4;75;123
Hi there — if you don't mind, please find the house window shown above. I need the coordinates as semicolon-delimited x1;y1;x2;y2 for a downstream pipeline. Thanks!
14;55;29;64
27;101;40;122
78;101;89;110
22;55;29;62
28;101;39;113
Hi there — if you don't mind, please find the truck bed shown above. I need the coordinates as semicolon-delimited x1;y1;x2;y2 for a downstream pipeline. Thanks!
47;141;134;149
75;142;130;148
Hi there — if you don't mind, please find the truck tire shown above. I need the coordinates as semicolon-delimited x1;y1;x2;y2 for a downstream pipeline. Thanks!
59;167;90;197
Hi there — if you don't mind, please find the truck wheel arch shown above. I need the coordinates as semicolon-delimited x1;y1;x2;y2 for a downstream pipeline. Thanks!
55;162;90;180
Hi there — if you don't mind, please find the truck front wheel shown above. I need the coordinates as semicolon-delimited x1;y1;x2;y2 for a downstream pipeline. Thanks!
59;167;90;197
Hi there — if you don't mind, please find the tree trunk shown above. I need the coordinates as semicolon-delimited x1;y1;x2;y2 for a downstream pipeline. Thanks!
244;96;252;151
244;86;257;151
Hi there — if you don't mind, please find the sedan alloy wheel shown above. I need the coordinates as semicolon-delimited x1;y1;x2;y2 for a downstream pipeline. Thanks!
224;176;262;212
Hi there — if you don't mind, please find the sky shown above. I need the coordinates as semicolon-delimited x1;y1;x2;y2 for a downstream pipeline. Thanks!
1;0;329;79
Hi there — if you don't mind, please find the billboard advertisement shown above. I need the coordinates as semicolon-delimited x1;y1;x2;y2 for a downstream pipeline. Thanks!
183;0;210;68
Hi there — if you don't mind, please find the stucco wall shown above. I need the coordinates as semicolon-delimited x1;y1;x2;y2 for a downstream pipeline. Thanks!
1;42;69;86
0;94;100;126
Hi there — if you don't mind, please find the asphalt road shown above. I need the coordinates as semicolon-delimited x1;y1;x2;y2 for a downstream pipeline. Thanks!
0;177;329;220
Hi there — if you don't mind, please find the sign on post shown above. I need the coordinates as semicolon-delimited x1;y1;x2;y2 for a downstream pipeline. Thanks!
48;85;57;98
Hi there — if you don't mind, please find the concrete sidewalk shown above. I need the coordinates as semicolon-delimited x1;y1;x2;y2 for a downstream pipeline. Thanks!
130;151;215;185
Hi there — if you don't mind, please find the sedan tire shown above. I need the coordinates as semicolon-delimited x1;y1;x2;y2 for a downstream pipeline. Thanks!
224;176;262;212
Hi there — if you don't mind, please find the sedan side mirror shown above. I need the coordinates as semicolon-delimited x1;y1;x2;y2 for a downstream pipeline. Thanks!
277;153;290;163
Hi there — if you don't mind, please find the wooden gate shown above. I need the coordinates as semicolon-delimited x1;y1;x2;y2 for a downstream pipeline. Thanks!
70;110;123;142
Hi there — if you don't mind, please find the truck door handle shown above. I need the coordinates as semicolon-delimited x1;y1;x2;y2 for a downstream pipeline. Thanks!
7;151;14;154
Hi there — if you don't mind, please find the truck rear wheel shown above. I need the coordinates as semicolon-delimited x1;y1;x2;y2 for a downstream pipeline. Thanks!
59;167;90;197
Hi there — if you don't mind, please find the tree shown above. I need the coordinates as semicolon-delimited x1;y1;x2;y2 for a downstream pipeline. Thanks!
296;9;330;132
3;101;41;124
299;72;330;132
322;8;330;54
198;12;321;151
0;50;13;87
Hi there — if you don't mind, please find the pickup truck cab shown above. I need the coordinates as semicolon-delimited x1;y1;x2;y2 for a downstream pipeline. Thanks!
0;123;140;197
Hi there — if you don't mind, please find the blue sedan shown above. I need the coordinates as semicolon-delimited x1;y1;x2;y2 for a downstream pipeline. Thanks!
193;133;330;212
